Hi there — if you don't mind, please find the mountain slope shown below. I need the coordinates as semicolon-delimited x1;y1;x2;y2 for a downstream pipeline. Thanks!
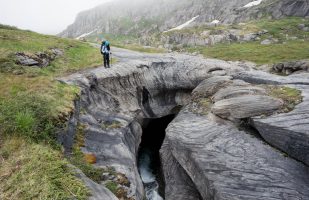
60;0;309;39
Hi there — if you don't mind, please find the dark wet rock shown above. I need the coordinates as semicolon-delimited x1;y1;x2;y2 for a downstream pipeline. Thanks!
163;109;309;200
273;60;309;75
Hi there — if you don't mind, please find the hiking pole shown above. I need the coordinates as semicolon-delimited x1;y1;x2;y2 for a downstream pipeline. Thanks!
110;52;112;68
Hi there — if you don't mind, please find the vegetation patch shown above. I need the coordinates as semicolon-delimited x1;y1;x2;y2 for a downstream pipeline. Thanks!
114;43;166;53
182;17;309;64
0;25;104;199
68;123;104;183
265;85;302;113
189;40;309;65
103;171;133;200
0;138;89;200
188;98;212;115
101;120;123;129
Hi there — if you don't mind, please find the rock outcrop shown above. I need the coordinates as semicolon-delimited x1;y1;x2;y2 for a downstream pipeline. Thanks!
59;48;248;199
60;48;309;200
60;0;309;39
273;60;309;75
15;49;63;67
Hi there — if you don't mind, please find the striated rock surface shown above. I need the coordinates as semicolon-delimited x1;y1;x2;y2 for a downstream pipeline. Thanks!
59;48;249;199
60;0;309;39
160;141;202;200
211;95;283;119
163;109;309;200
60;48;309;200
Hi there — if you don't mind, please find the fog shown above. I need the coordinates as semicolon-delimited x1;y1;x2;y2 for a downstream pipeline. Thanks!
0;0;110;34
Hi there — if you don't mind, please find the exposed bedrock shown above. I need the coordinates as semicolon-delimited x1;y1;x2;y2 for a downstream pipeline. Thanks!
161;73;309;199
233;71;309;166
59;50;249;199
160;141;202;200
60;49;309;199
163;109;309;200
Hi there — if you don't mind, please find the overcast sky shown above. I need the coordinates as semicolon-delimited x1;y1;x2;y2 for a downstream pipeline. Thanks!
0;0;110;34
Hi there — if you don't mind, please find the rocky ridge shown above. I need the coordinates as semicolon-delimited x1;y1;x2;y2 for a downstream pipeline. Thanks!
60;0;309;39
59;48;309;200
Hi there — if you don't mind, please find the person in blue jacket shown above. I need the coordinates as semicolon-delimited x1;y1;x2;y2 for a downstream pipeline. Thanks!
100;40;111;68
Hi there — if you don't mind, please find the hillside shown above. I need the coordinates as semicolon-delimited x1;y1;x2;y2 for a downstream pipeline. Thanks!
59;0;309;66
60;0;309;39
0;25;104;199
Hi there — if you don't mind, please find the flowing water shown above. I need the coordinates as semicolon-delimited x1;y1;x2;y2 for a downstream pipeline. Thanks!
137;115;175;200
138;148;163;200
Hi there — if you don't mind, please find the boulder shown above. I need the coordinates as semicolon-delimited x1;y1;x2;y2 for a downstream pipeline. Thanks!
211;85;267;102
211;95;283;119
15;52;39;66
298;24;306;30
273;60;309;75
261;39;272;45
192;76;233;99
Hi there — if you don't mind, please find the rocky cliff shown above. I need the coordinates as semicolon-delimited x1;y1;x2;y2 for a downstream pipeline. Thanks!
59;0;309;39
59;48;309;200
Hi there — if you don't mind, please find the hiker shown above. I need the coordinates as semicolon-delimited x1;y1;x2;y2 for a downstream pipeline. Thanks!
100;40;111;68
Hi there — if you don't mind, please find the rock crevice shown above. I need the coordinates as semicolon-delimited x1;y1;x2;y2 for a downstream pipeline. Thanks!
59;49;309;200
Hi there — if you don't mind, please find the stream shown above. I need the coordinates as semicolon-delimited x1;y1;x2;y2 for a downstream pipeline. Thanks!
137;115;175;200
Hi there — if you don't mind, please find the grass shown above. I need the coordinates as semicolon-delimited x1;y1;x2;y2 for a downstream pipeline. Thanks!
86;33;166;53
0;25;104;199
182;17;309;64
189;40;309;65
69;123;106;183
0;138;89;200
105;181;118;194
265;86;302;113
113;43;166;53
100;120;123;129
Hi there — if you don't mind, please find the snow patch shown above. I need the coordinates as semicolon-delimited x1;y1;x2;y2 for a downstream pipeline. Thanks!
243;0;263;8
211;20;220;24
76;30;97;40
164;15;199;32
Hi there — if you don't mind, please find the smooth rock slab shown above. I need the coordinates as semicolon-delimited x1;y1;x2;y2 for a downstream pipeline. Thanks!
165;110;309;200
211;95;283;119
212;85;267;102
160;141;202;200
253;85;309;166
192;76;233;99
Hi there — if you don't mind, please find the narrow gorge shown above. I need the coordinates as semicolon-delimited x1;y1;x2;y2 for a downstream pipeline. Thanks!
58;48;309;200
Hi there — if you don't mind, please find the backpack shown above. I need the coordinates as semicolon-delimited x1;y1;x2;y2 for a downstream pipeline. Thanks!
101;41;110;54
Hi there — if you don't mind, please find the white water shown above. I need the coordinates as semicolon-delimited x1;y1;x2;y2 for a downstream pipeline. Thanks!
164;15;200;32
243;0;263;8
138;150;164;200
